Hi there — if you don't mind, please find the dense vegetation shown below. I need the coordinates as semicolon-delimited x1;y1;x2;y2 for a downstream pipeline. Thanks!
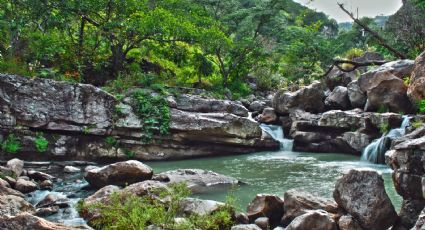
0;0;424;98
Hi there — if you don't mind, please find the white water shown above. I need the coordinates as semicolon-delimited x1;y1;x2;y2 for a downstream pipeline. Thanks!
361;116;410;164
260;124;294;151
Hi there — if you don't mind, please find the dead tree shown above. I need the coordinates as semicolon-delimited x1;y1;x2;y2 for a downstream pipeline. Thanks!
322;59;389;77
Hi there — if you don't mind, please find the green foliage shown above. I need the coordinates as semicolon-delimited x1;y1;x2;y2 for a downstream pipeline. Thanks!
379;122;391;135
1;134;21;153
344;48;365;60
417;99;425;114
34;133;48;153
377;105;390;114
403;76;411;87
80;183;235;230
123;149;136;158
105;136;118;148
412;120;424;129
132;89;170;143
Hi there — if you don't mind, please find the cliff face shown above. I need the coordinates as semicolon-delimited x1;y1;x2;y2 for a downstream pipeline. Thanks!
0;74;278;161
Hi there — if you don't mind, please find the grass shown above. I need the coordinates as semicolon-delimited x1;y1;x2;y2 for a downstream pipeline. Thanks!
1;134;21;153
34;133;48;152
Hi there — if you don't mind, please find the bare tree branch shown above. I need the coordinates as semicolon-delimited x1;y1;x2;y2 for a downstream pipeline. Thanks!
322;59;389;77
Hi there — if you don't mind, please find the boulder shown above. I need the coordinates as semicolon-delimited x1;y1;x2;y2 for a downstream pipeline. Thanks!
338;215;363;230
6;158;24;177
347;81;367;109
285;210;338;230
15;178;37;193
254;217;270;230
246;194;284;226
0;195;35;216
0;184;25;197
249;101;266;112
85;160;153;188
27;170;54;181
122;180;169;198
39;180;53;190
0;213;92;230
64;165;81;173
325;86;351;110
273;81;325;115
153;169;239;193
0;178;10;187
333;169;397;230
79;185;121;222
235;212;250;224
35;205;60;217
413;208;425;230
408;51;425;102
258;107;278;124
36;193;70;209
282;189;340;225
179;198;224;216
323;67;357;91
231;224;262;230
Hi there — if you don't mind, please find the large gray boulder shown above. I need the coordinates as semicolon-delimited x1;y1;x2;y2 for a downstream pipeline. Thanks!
0;194;35;216
85;160;153;188
333;169;397;230
273;81;325;115
6;158;24;177
408;51;425;102
325;86;351;110
347;80;367;109
285;210;338;230
179;198;224;216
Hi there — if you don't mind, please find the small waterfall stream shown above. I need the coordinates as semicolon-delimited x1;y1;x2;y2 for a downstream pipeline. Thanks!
260;124;294;151
361;116;410;164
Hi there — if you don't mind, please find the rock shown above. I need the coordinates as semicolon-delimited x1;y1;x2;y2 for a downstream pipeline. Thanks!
174;94;249;117
15;178;37;193
273;81;325;115
0;184;25;197
0;194;35;216
333;169;397;230
408;51;425;102
338;215;363;230
36;193;70;209
235;212;250;224
323;67;356;91
35;205;60;217
179;198;224;216
39;180;53;190
0;178;10;187
27;170;54;181
254;217;270;230
285;210;338;230
80;185;121;222
341;132;372;152
153;169;239;193
0;213;92;230
246;194;284;227
231;224;262;230
64;165;81;173
85;160;153;188
325;86;351;110
6;158;24;177
84;165;99;172
249;101;266;112
413;208;425;229
347;81;367;109
258;107;278;124
3;176;17;187
122;180;169;198
282;189;340;225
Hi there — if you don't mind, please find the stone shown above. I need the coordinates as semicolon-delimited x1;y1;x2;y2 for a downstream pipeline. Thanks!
84;165;99;172
323;67;357;91
235;212;250;224
6;158;24;177
0;184;25;197
64;165;81;173
231;224;262;230
338;215;363;230
273;81;325;115
325;86;351;110
35;206;60;217
247;194;284;227
408;51;425;102
0;178;10;187
85;160;153;188
80;185;121;223
36;193;70;209
15;178;37;193
333;169;397;230
122;180;169;198
0;194;35;216
153;169;239;193
258;107;278;124
3;175;17;187
285;210;338;230
254;217;270;230
347;80;367;109
0;213;92;230
39;180;53;190
413;208;425;230
282;189;340;225
249;101;266;112
179;198;224;216
27;170;54;181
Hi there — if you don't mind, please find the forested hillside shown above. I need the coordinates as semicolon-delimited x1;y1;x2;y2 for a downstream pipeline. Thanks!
0;0;424;98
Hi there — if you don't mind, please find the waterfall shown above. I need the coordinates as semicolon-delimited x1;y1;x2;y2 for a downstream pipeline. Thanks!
361;116;410;164
260;124;294;151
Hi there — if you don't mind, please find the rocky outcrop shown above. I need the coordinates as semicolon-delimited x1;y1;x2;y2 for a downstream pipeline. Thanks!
85;160;153;188
333;169;397;230
408;51;425;102
273;81;325;115
0;74;278;162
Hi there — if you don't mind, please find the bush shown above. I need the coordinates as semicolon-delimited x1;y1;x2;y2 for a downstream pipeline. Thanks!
2;134;21;153
34;133;48;153
105;136;118;148
379;122;390;135
417;99;425;114
412;120;424;129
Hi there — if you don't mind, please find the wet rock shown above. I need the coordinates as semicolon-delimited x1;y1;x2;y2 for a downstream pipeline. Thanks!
0;194;35;216
246;194;284;227
84;165;99;172
231;224;262;230
273;81;325;115
6;158;24;177
64;165;81;173
408;51;425;102
179;198;224;216
153;169;238;193
27;170;54;181
338;215;363;230
282;189;340;225
36;193;70;209
0;213;92;230
39;180;53;190
286;210;338;230
341;132;372;152
333;169;397;230
325;86;351;110
254;217;270;230
15;178;37;193
258;107;278;124
85;160;153;188
35;205;60;217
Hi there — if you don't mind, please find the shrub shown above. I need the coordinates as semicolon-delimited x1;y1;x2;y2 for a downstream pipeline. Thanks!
34;133;48;153
123;149;136;158
412;120;424;129
379;122;390;135
417;99;425;114
344;48;365;60
377;105;390;113
2;134;21;153
105;136;118;148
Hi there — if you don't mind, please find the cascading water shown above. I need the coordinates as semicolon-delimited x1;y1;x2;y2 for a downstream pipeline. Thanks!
361;116;410;164
260;124;294;151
